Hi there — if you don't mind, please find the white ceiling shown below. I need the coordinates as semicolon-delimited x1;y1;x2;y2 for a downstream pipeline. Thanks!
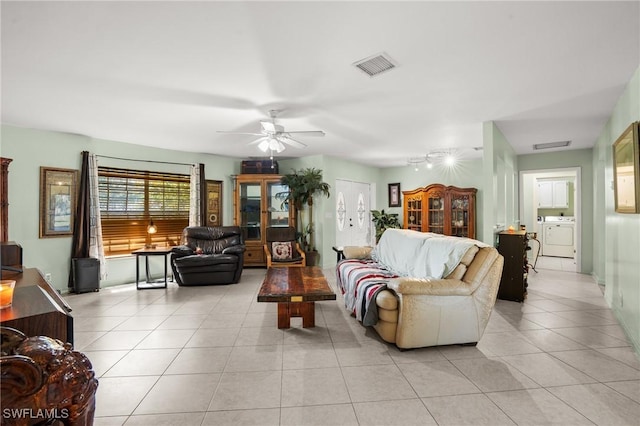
2;1;639;168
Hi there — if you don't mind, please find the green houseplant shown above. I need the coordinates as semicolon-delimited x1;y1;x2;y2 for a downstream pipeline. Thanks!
278;168;330;265
371;209;401;242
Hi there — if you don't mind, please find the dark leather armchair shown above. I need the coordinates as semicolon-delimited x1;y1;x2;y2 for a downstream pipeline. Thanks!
170;226;245;286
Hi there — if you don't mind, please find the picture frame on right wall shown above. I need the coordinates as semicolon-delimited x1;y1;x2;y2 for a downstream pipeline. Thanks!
613;121;640;213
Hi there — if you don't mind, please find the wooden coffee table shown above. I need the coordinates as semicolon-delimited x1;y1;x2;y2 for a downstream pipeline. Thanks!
257;267;336;329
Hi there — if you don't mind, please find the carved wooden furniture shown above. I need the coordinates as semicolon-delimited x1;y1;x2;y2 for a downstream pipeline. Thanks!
233;174;295;267
257;267;335;329
1;157;12;243
0;268;73;345
263;226;306;268
403;184;477;238
497;230;529;302
1;327;98;426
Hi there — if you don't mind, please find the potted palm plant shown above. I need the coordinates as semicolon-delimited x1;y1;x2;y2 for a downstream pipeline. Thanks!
371;209;401;242
278;168;330;265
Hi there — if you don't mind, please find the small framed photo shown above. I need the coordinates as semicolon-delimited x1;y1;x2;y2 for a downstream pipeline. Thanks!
388;183;401;207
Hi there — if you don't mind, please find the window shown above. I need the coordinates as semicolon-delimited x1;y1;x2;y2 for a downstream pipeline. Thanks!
98;167;190;256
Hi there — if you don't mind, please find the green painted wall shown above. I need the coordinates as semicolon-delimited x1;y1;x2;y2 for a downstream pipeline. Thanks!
593;66;640;353
0;125;241;292
379;160;485;240
483;121;519;246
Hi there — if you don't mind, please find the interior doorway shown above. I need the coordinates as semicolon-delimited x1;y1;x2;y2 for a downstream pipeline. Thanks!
519;167;581;273
335;179;373;248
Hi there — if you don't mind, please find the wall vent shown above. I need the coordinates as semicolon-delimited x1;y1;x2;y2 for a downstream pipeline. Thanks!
533;140;571;150
353;53;397;77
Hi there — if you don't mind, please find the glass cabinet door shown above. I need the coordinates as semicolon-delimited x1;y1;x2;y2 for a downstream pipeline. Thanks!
266;182;289;227
450;194;470;237
239;182;262;241
427;194;445;234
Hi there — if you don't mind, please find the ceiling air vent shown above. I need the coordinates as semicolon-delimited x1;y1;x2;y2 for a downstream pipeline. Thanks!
533;140;571;150
353;53;397;77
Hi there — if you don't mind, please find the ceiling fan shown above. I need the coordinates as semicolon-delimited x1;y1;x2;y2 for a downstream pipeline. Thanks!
217;110;325;158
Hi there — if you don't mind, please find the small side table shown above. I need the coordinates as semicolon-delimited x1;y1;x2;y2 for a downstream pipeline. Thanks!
132;247;173;290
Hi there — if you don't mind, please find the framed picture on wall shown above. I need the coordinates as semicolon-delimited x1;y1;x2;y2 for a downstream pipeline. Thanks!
205;180;223;226
388;183;401;207
39;167;78;238
613;122;640;214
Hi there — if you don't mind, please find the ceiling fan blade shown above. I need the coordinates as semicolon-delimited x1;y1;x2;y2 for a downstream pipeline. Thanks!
217;131;264;136
281;136;307;149
284;130;325;137
247;137;268;146
260;121;276;133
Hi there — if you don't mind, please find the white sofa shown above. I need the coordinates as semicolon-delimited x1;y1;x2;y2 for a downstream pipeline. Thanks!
337;229;504;349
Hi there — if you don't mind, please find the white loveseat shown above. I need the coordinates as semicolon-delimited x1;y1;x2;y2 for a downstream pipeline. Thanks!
336;229;504;349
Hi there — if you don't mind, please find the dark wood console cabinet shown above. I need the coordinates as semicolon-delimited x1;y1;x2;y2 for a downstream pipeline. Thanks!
497;230;529;302
0;268;73;344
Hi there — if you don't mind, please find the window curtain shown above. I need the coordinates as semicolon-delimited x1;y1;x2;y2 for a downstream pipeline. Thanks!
88;153;106;278
69;151;107;288
189;163;206;226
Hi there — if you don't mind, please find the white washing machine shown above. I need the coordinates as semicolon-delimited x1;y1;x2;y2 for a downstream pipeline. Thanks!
542;216;575;258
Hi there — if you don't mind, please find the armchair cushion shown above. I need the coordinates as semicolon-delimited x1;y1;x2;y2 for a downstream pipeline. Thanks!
272;241;293;260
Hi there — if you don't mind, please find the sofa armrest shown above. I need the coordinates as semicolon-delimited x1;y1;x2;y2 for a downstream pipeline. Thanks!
222;245;246;255
171;245;194;257
387;277;473;296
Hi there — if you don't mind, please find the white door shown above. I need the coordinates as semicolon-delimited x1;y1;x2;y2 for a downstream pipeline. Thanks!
335;179;372;248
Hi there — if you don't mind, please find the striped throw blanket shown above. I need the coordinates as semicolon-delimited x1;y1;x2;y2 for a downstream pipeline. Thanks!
336;259;399;326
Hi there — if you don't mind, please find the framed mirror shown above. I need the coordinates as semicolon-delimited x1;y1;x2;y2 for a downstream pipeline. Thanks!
613;122;640;213
40;167;78;237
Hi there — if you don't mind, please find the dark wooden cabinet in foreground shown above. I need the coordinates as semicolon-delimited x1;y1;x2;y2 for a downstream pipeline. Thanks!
497;230;529;302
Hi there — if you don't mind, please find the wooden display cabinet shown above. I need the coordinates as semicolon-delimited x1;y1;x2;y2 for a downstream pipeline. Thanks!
233;174;295;267
402;184;476;238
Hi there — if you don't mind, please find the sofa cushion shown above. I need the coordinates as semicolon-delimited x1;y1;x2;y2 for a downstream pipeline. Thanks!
343;246;373;259
271;241;293;260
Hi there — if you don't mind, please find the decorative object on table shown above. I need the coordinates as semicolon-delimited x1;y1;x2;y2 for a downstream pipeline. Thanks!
613;121;640;213
371;209;401;242
39;167;78;238
0;279;15;308
0;327;98;426
205;180;223;226
277;168;330;266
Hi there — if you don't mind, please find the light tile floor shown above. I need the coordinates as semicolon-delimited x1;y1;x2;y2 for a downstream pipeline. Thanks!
64;267;640;425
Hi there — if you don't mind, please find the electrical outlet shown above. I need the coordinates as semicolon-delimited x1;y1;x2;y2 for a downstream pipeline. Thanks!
45;273;52;282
